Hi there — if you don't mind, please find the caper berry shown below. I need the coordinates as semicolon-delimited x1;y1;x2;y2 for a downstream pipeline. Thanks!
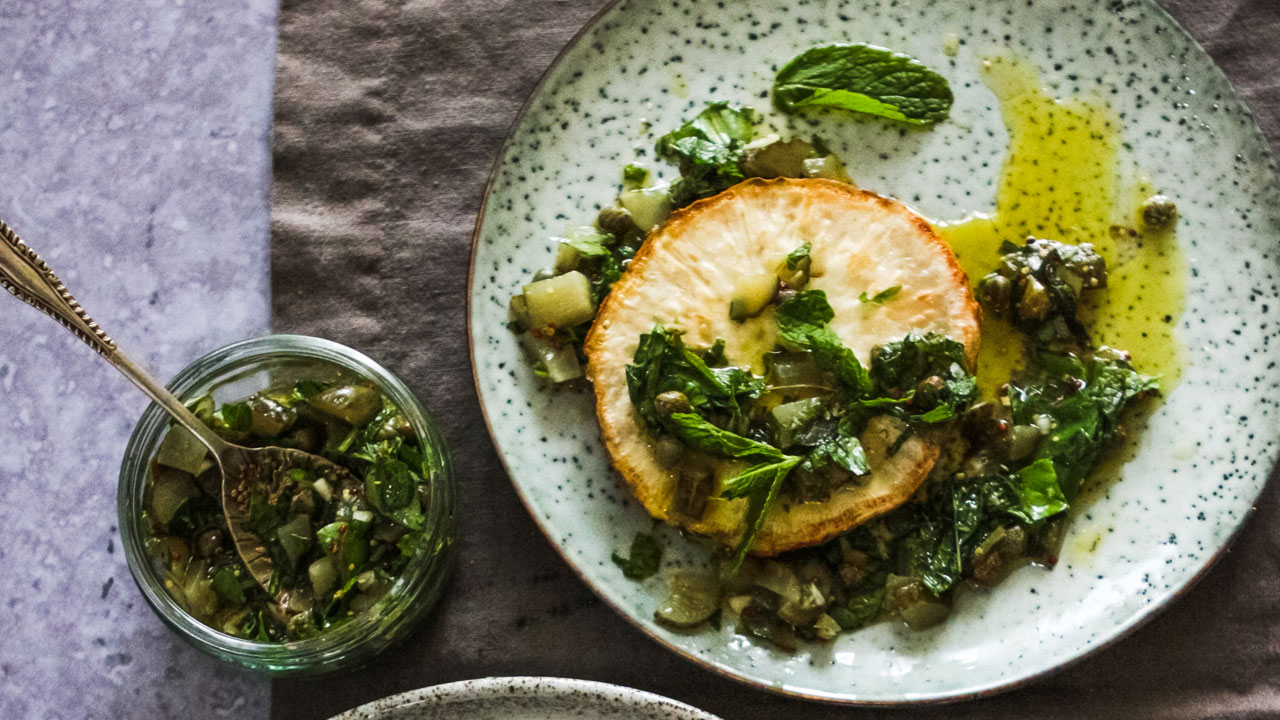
1140;194;1178;231
194;528;224;558
654;391;693;418
978;273;1012;317
597;206;639;238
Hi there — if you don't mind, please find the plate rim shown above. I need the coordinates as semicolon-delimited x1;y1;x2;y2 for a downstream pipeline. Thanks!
326;676;724;719
465;0;1280;706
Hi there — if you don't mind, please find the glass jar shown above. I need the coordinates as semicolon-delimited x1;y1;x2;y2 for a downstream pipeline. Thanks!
118;335;456;674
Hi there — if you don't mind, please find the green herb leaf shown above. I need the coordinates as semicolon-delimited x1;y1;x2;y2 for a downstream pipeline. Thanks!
612;532;663;579
784;242;812;272
622;163;649;184
859;285;901;304
668;412;785;462
775;290;872;394
1010;351;1157;499
773;43;953;125
217;402;253;433
210;567;246;606
626;327;765;432
729;457;797;573
1012;458;1069;523
720;456;800;500
655;102;755;206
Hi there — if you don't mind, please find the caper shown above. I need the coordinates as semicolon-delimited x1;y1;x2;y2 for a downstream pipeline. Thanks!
1006;424;1042;461
597;206;638;238
311;384;382;426
654;391;693;418
1140;194;1178;231
1016;275;1051;321
194;528;224;558
978;273;1012;317
376;412;414;441
654;434;686;468
249;395;297;437
911;375;946;408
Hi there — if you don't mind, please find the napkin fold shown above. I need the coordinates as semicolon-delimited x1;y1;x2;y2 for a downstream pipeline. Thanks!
270;1;1280;717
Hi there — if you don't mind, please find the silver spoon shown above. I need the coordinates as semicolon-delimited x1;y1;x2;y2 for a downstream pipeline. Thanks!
0;218;357;609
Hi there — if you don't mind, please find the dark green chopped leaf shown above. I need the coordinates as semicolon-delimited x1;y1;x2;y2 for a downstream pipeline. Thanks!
775;290;872;395
1012;458;1068;523
390;496;426;531
1010;351;1157;500
915;405;955;423
623;163;649;184
626;327;765;432
773;43;953;125
841;582;886;629
801;429;870;476
217;402;253;432
246;493;281;538
868;333;977;421
365;457;416;512
655;102;755;206
612;532;663;580
784;242;812;271
211;567;246;606
859;285;901;304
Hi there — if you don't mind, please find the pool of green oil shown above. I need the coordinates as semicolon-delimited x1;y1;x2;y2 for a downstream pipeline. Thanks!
928;56;1191;550
934;54;1188;400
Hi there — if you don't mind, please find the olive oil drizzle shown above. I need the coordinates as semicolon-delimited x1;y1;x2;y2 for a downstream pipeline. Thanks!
935;54;1187;398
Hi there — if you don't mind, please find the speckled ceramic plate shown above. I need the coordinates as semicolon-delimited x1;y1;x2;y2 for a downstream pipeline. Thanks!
468;0;1280;704
327;677;722;719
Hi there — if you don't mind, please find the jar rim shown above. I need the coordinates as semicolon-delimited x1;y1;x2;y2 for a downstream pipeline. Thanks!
118;334;456;674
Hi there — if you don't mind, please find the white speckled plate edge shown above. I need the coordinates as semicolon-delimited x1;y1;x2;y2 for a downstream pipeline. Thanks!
327;676;723;719
466;0;1280;705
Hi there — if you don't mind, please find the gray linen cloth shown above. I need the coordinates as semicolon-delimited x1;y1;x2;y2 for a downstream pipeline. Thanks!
270;1;1280;717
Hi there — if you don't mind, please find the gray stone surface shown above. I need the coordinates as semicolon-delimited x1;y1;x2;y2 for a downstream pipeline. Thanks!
0;0;276;718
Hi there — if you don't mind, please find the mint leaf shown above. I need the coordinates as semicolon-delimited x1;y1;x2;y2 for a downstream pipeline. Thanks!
729;458;797;573
784;242;812;272
667;412;785;462
859;285;901;304
1013;458;1069;523
773;43;953;125
720;456;800;500
217;401;253;432
612;532;663;579
775;290;872;394
625;327;764;432
655;102;755;206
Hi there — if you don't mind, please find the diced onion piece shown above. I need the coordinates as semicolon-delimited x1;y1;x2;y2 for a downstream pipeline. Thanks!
312;478;333;502
619;185;673;232
523;271;596;329
814;612;842;641
654;571;721;628
155;426;209;476
753;560;801;605
899;599;950;630
729;273;778;321
803;155;853;184
727;594;753;615
521;333;583;383
553;242;581;274
150;469;200;526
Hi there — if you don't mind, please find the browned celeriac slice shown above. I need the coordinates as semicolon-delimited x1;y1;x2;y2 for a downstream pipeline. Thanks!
586;178;980;555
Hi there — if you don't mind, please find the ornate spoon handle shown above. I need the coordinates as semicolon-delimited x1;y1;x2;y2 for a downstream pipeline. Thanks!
0;218;118;357
0;217;226;452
